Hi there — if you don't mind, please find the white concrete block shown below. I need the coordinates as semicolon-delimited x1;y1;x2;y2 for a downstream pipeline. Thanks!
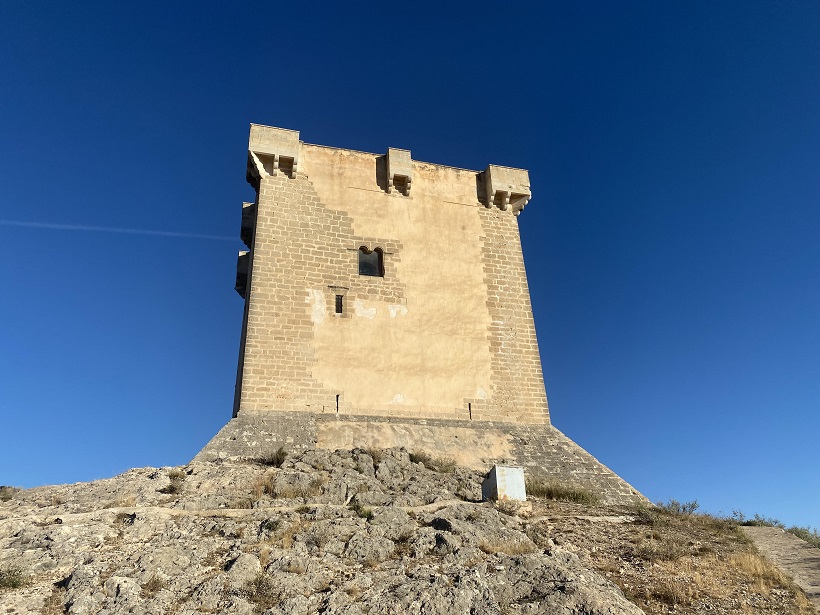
482;465;527;501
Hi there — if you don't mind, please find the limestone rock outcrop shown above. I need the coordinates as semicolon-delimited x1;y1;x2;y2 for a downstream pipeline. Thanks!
0;449;643;614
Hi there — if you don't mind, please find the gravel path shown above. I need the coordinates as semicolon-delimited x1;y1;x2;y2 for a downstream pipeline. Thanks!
742;526;820;612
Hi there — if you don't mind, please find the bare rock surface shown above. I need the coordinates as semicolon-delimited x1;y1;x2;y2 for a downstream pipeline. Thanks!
0;448;642;614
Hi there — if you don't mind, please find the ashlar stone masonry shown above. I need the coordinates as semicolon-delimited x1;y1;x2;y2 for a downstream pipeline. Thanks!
198;125;644;505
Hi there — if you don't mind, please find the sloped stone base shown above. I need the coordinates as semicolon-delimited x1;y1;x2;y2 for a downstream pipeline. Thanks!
194;412;646;505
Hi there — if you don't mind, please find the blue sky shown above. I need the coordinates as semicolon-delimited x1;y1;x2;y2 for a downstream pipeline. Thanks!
1;2;818;528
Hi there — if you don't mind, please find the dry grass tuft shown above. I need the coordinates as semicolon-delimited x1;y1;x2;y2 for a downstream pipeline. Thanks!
729;551;789;592
648;575;694;606
349;502;373;520
526;478;599;505
242;573;281;610
280;519;308;550
478;539;536;555
0;565;27;589
633;534;689;562
159;469;185;495
409;451;456;473
258;447;287;468
141;574;167;597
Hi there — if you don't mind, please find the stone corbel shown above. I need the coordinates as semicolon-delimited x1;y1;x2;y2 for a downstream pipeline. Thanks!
248;151;267;180
235;250;250;298
484;165;532;215
386;148;413;196
247;125;301;180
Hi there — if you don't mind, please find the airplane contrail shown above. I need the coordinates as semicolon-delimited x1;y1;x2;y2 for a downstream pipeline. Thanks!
0;219;236;241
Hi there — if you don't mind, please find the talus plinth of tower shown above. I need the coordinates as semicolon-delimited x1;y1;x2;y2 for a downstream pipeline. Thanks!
199;124;646;505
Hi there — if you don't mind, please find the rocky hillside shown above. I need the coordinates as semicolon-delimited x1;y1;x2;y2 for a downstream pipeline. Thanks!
0;449;812;614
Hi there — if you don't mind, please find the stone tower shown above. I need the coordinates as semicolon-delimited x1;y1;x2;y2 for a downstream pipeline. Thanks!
197;124;643;504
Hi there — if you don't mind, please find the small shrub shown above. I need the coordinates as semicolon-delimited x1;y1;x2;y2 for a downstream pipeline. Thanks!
242;574;281;609
730;511;819;546
159;480;182;495
409;451;432;466
394;530;414;556
141;574;167;596
349;503;373;520
159;469;185;494
0;486;20;502
260;447;287;468
304;525;333;550
657;499;699;515
364;447;383;466
434;456;457;473
114;512;137;526
167;468;186;481
525;478;599;505
0;565;27;590
740;513;786;528
786;526;820;549
259;518;281;535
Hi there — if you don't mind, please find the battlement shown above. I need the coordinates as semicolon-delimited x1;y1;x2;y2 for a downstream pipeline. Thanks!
246;124;532;215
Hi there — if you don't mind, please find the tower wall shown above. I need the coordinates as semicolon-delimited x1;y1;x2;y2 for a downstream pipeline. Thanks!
235;126;548;425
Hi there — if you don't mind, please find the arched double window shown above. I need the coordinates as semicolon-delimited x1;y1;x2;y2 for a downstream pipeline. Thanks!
358;246;384;277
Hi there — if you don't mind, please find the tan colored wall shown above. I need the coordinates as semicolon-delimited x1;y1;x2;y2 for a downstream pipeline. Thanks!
236;127;549;425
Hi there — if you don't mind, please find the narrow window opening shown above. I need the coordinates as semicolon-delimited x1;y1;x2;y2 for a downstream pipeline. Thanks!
335;294;343;314
358;246;384;277
468;403;472;420
335;394;340;415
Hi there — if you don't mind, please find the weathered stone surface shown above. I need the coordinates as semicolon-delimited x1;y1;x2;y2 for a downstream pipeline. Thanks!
196;413;646;505
0;449;644;614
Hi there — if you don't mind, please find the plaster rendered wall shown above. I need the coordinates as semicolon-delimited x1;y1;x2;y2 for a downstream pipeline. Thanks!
236;129;548;425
